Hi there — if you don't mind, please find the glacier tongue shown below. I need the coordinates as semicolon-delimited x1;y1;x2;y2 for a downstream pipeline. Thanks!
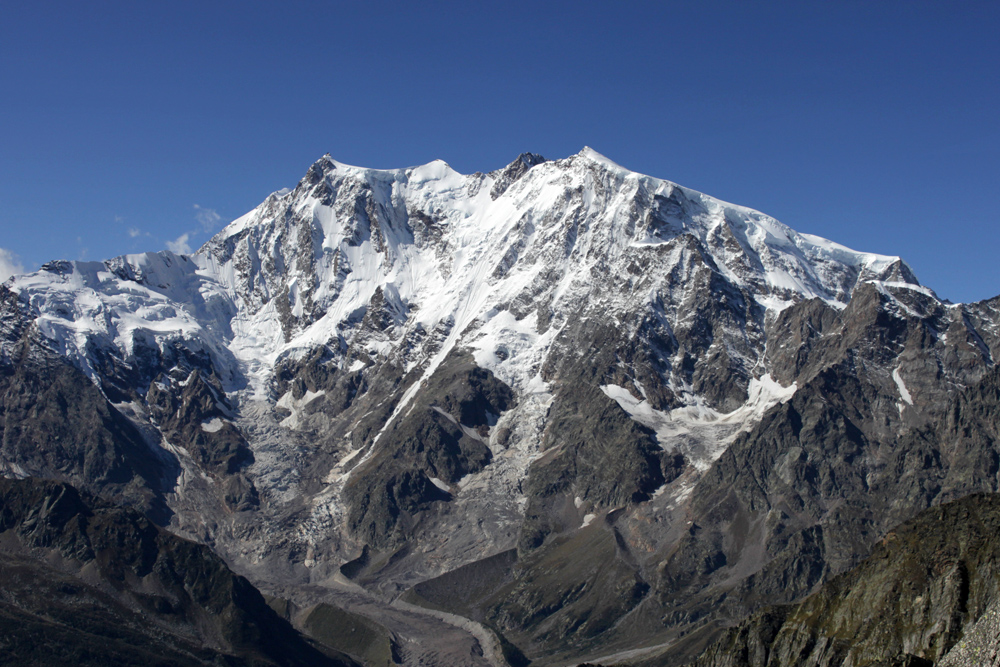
601;373;797;470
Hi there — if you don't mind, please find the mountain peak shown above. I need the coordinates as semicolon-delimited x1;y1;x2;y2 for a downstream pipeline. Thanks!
513;151;547;168
489;152;547;199
576;146;628;171
305;154;338;183
17;148;930;410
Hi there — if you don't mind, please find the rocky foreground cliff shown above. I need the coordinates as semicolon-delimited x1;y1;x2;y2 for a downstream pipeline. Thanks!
686;489;1000;667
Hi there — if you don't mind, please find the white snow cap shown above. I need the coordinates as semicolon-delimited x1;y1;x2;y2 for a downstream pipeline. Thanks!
9;149;921;405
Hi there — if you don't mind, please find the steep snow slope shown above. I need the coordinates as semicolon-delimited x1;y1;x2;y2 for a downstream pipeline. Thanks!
11;148;914;404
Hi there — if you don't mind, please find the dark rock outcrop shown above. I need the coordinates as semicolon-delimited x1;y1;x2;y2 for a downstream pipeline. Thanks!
490;153;548;200
343;350;516;550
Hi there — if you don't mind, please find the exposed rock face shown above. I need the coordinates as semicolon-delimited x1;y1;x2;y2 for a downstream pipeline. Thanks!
643;296;1000;643
0;477;358;666
0;150;998;665
146;367;259;510
519;382;684;552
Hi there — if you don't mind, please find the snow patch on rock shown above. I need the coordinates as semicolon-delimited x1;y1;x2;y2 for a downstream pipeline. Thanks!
893;366;914;406
200;418;224;433
601;374;797;470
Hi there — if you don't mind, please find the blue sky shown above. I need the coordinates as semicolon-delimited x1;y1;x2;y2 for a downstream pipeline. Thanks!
1;1;997;302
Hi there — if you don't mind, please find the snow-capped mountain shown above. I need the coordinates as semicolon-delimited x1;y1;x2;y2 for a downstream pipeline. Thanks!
2;149;999;666
16;148;914;402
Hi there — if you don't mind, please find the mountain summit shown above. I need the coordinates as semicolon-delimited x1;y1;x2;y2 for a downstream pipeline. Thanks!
2;150;998;665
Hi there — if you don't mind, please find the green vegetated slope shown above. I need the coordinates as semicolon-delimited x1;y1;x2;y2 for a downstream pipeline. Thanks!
0;477;359;667
681;492;1000;667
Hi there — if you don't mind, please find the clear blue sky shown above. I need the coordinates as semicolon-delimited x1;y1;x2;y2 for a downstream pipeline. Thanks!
1;1;997;302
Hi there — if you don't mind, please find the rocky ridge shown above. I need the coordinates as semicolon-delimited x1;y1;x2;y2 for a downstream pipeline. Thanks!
0;477;358;666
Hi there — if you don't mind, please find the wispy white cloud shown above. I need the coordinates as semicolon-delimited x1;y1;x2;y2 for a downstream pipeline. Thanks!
128;227;142;238
0;248;25;282
194;204;221;232
166;233;192;254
